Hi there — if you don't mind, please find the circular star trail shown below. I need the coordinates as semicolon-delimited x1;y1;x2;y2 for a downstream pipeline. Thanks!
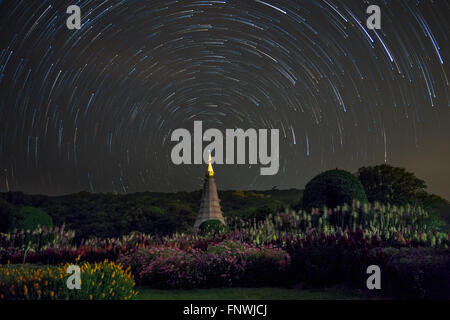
0;0;448;196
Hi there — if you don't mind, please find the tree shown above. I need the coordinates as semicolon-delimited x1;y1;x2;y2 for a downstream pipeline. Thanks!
13;206;53;230
416;191;450;231
0;199;13;232
302;169;368;211
357;164;426;205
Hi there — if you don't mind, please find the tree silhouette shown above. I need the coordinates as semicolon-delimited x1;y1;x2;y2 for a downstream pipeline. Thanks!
358;164;426;205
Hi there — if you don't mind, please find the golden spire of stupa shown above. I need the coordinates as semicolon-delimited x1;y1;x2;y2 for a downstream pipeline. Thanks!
207;150;214;177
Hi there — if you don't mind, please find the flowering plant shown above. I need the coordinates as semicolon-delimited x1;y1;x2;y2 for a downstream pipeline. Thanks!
119;240;290;289
0;260;137;300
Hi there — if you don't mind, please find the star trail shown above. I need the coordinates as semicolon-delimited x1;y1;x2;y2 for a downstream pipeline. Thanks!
0;0;448;197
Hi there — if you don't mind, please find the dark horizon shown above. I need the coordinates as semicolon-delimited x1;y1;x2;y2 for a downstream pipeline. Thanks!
2;160;448;202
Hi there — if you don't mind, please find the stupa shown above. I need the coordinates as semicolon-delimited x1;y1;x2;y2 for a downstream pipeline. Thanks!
194;151;225;229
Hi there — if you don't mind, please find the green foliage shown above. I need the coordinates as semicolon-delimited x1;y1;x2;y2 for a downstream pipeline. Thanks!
302;169;368;212
239;204;282;221
357;164;450;231
130;241;290;289
247;192;267;199
0;189;298;241
0;225;74;253
232;190;246;198
0;199;13;232
242;247;291;286
13;207;53;230
416;192;450;232
228;202;450;248
220;190;287;220
67;261;137;300
357;164;426;205
199;220;226;234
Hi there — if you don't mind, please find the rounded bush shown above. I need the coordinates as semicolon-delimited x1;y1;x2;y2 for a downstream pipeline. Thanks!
302;169;368;211
13;206;53;230
199;219;226;234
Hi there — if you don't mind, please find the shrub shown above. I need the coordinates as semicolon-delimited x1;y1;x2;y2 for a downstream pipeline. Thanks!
382;248;450;299
0;243;128;265
302;169;368;212
121;241;290;289
13;207;53;230
116;247;158;278
199;220;226;235
67;260;137;300
287;241;450;299
0;261;138;300
0;199;13;232
0;225;75;254
286;231;388;287
137;247;247;288
241;246;291;286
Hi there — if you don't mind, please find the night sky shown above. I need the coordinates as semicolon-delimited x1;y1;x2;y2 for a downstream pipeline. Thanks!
0;0;448;198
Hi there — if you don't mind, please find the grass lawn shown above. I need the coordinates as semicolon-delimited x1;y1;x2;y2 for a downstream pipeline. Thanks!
135;287;365;300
